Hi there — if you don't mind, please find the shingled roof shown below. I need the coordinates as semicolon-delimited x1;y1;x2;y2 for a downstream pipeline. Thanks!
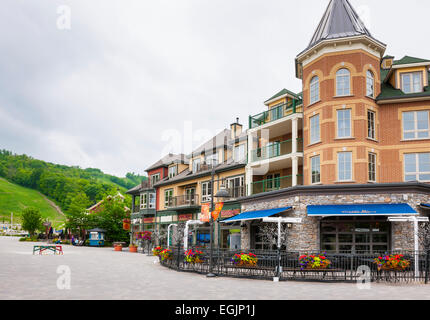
145;153;188;172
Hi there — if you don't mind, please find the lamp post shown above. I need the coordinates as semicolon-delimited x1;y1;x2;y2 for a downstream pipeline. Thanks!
207;167;232;278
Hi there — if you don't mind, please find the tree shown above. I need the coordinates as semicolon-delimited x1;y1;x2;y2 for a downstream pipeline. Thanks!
259;223;289;250
96;196;129;243
21;207;43;236
418;222;430;251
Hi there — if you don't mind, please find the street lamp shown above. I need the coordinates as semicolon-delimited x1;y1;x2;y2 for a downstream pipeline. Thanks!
207;168;232;278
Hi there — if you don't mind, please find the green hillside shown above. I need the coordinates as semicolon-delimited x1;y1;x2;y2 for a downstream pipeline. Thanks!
0;178;65;228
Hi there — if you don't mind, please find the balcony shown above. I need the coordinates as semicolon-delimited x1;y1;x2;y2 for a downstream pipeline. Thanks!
167;194;200;208
251;139;303;163
249;100;302;129
249;175;303;195
132;206;156;219
193;163;215;174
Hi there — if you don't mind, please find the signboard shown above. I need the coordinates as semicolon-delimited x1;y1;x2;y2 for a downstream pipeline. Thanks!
123;219;131;231
160;216;173;223
143;217;155;223
179;214;193;222
220;209;241;219
200;203;210;222
211;202;224;221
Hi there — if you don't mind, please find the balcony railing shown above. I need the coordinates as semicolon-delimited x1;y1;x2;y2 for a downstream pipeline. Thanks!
193;163;215;174
167;194;200;208
251;139;303;162
249;99;302;129
249;175;303;195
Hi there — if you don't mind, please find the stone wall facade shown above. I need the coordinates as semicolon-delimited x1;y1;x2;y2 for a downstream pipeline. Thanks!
239;189;430;252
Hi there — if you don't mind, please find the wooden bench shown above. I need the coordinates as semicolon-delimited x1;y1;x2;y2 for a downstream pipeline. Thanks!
33;245;63;255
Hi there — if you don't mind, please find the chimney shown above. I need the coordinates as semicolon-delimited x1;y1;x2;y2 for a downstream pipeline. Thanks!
230;118;243;139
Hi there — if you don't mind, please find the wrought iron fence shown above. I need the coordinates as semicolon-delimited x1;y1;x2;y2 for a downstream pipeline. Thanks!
159;247;430;283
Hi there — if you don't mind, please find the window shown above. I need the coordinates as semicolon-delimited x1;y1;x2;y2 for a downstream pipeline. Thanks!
227;176;245;198
164;189;173;207
401;72;423;93
185;188;196;205
310;76;319;104
150;173;160;186
270;104;283;121
310;114;320;144
201;181;212;202
266;174;281;190
404;153;430;182
141;193;147;209
192;158;201;173
148;192;156;209
168;166;177;178
234;144;246;162
205;153;218;166
338;152;352;181
267;141;280;158
336;68;351;96
366;70;375;98
368;153;376;182
403;111;430;140
337;109;352;138
321;217;390;253
311;155;321;184
367;110;376;139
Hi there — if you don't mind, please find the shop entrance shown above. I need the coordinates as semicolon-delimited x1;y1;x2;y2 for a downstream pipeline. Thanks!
320;216;390;253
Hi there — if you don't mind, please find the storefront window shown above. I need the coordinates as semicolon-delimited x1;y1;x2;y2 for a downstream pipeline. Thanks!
320;217;390;253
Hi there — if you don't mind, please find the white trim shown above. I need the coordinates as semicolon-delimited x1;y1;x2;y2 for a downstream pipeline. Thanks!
392;62;430;69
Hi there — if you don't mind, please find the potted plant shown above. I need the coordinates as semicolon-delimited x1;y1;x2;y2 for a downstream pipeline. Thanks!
113;242;123;251
160;248;173;261
299;253;331;270
374;254;410;271
152;246;163;256
184;249;205;264
231;252;258;267
129;244;138;253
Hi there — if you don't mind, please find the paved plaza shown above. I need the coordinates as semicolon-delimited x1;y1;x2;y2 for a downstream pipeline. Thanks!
0;236;429;300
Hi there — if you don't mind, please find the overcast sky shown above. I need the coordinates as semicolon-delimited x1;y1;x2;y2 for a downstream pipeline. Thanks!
0;0;428;177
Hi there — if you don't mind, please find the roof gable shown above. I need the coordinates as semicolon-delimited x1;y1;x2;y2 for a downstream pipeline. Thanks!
393;56;430;66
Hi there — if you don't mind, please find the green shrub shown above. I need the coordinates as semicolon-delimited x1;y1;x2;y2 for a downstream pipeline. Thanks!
19;237;27;242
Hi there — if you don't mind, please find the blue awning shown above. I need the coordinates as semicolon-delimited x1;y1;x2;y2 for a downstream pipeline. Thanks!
422;203;430;209
307;204;417;217
221;207;292;223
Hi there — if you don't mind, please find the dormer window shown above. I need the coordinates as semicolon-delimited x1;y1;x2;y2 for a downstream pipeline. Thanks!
192;158;201;173
205;153;218;166
401;72;422;93
168;166;177;178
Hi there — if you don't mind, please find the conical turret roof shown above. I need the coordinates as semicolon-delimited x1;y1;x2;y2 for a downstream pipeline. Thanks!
305;0;381;51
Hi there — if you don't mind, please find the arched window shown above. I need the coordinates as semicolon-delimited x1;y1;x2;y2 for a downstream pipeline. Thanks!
366;70;374;98
310;76;319;104
336;68;351;96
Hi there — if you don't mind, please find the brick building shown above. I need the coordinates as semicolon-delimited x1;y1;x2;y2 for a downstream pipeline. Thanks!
227;0;430;253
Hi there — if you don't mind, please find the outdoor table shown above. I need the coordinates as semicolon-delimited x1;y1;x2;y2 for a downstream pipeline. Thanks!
33;245;63;255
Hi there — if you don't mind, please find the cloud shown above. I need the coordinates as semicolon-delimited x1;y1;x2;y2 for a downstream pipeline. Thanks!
0;0;429;176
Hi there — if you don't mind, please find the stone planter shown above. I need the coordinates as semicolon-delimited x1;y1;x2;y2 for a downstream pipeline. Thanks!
129;246;138;253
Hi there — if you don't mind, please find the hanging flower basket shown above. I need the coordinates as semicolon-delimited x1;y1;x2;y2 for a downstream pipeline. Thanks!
374;254;410;271
299;253;332;270
231;253;258;267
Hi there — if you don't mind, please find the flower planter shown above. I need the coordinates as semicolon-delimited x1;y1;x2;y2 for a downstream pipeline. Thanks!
114;245;122;252
129;246;138;253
